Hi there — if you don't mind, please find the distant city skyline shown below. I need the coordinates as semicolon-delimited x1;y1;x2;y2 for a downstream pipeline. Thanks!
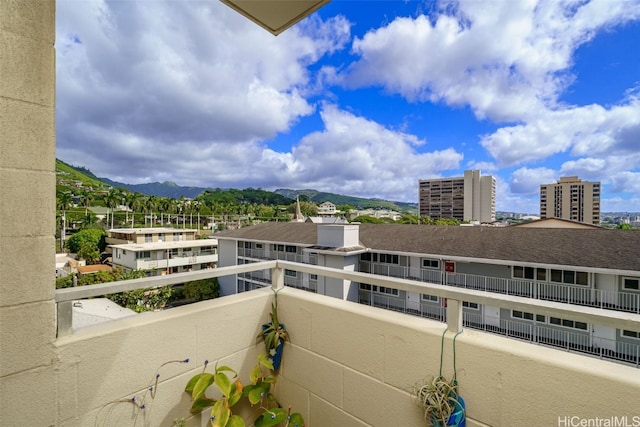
56;1;640;213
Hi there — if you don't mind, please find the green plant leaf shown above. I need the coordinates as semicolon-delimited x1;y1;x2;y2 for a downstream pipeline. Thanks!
228;380;244;406
227;415;245;427
210;399;230;427
214;372;232;397
193;373;215;401
250;363;262;383
287;413;305;427
255;408;287;427
185;373;204;393
190;397;216;415
247;384;267;405
215;365;238;377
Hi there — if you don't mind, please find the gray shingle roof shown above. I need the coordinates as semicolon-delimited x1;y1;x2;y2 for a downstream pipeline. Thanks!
214;223;640;272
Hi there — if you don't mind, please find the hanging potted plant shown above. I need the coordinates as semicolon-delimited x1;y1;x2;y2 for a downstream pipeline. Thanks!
257;292;289;371
414;330;465;427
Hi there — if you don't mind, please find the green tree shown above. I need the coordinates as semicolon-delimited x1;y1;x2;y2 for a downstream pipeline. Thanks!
78;241;100;264
617;223;633;229
65;228;106;254
181;278;220;302
350;215;383;224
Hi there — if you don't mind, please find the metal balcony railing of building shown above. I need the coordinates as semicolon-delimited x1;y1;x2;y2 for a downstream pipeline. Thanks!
359;261;640;314
55;260;640;367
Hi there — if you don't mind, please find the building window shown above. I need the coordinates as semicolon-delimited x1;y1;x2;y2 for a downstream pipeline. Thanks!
136;251;151;259
422;294;439;302
512;310;546;322
550;269;588;286
309;274;318;280
463;301;479;310
284;269;297;278
422;259;440;269
359;283;399;296
285;245;297;253
256;243;263;249
173;233;182;241
623;277;640;291
513;266;546;281
272;244;284;252
622;330;639;339
379;253;399;264
361;253;372;261
145;234;152;243
549;317;588;330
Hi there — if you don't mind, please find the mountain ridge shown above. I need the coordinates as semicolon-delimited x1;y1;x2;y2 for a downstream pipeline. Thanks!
56;159;418;212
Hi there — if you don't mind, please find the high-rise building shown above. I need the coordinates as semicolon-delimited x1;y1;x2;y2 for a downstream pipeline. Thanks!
418;170;496;223
540;176;601;225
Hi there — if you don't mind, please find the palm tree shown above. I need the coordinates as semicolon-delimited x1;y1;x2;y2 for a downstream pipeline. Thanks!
145;195;159;227
127;192;143;227
104;188;123;229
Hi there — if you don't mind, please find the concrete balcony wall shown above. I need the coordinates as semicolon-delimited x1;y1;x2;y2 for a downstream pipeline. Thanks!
54;288;275;426
276;289;640;427
2;278;639;426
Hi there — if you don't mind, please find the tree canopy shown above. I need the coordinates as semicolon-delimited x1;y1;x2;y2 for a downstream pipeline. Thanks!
65;228;106;254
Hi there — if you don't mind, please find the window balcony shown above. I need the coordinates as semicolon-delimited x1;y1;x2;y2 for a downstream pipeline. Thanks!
41;261;640;426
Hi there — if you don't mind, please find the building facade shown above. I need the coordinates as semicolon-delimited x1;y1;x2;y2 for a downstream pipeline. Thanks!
419;170;496;223
540;176;601;225
107;228;217;275
216;222;640;366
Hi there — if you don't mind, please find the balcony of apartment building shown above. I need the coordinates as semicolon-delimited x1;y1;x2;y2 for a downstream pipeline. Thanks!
25;260;639;426
358;258;640;366
358;259;640;314
238;244;319;265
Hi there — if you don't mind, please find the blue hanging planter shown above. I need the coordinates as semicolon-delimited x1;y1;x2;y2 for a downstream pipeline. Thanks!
261;322;286;371
432;396;465;427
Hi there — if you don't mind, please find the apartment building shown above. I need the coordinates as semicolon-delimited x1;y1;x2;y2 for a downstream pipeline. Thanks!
107;228;217;275
106;227;198;245
540;176;601;225
419;170;496;223
216;222;640;366
317;201;338;215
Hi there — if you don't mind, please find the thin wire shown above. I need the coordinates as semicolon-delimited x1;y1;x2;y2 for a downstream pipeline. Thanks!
439;328;464;381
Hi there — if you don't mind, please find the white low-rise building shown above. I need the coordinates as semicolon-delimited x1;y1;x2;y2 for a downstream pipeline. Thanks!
110;236;218;276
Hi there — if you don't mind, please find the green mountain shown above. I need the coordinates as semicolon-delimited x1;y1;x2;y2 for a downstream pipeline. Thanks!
55;158;417;212
275;188;417;213
56;159;114;192
99;177;209;199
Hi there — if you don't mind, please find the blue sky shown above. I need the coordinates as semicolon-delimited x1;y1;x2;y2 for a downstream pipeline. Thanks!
55;0;640;213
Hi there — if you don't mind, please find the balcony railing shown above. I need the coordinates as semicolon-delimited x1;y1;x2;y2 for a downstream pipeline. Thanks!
55;261;640;368
359;261;640;314
238;247;317;264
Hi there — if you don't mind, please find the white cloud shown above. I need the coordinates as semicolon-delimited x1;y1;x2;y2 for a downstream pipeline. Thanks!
608;172;640;194
481;101;640;168
287;105;463;200
341;0;640;122
56;0;348;168
510;167;557;195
